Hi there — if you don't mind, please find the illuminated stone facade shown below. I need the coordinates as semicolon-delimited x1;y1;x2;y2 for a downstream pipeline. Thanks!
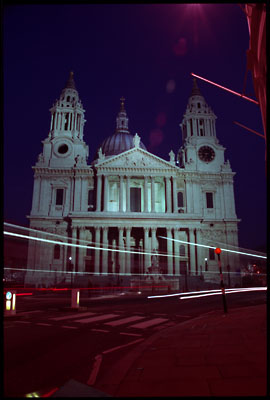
26;73;240;287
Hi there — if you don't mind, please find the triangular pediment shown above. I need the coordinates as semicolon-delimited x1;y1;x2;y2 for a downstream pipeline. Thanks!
95;147;178;171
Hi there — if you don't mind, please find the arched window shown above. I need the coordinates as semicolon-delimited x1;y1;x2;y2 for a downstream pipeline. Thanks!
67;96;70;102
180;245;185;257
54;244;60;259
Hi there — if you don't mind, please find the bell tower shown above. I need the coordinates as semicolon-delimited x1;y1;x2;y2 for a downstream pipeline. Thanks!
36;71;89;169
178;78;228;172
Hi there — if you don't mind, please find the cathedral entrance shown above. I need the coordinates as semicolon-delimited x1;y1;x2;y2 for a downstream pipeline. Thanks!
131;227;144;274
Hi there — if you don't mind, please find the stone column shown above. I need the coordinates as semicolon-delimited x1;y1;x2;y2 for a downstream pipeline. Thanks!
186;119;191;137
119;175;124;212
172;178;178;213
95;227;101;274
102;227;108;274
174;229;180;276
71;227;77;272
165;177;172;213
96;175;102;212
104;176;108;212
125;227;131;275
77;227;86;272
167;227;173;275
126;176;130;212
118;227;125;274
144;228;151;273
32;176;41;213
151;177;155;212
144;177;149;212
112;239;117;274
151;228;157;252
189;228;196;275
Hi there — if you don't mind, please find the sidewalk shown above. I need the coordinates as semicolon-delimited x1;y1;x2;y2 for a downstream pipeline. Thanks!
95;304;267;397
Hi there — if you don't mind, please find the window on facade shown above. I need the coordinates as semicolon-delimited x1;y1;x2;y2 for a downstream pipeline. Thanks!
67;96;70;102
209;248;215;260
130;187;141;212
88;189;94;211
56;189;64;206
180;245;185;256
177;192;184;208
54;244;60;259
198;103;201;108
206;192;213;208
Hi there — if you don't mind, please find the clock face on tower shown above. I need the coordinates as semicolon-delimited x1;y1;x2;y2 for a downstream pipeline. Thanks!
198;146;215;162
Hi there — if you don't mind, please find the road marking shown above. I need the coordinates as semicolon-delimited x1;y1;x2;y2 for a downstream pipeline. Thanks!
176;314;192;318
74;314;120;323
91;328;110;333
15;321;31;324
120;332;142;337
153;313;167;316
36;323;52;326
129;318;168;329
50;312;96;321
104;315;145;326
61;325;78;329
102;338;144;355
87;355;103;386
17;310;44;316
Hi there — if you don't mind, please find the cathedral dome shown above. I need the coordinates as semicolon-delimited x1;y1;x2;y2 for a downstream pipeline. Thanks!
97;132;147;158
93;97;147;161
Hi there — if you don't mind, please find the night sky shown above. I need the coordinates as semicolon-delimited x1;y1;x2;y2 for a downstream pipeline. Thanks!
3;4;266;252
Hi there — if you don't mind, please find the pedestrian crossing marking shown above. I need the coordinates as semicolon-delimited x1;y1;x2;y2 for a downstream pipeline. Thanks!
74;314;120;323
50;312;96;321
104;315;145;326
129;317;168;329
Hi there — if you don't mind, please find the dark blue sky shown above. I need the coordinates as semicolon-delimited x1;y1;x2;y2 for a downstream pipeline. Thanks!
3;4;266;251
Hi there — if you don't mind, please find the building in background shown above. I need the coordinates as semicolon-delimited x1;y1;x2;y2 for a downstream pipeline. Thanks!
25;72;240;288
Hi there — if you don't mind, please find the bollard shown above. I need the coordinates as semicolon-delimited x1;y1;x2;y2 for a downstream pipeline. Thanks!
71;289;80;309
5;290;17;316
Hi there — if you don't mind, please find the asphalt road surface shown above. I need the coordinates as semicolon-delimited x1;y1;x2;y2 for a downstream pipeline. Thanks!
4;290;266;397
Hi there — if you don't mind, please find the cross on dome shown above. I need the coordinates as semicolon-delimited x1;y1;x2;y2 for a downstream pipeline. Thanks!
120;96;125;111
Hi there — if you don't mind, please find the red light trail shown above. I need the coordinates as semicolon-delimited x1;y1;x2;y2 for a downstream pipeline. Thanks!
191;73;259;105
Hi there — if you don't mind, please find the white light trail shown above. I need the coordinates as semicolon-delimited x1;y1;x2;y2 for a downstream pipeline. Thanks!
147;286;267;300
3;231;178;259
159;236;267;259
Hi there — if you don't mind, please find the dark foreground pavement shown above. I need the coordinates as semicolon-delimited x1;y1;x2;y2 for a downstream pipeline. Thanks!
91;303;267;397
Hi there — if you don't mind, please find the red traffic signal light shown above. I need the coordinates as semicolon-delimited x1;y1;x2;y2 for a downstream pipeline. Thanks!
215;247;222;255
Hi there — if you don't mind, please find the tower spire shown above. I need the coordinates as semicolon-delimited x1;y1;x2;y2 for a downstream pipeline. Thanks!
65;71;76;90
191;77;202;97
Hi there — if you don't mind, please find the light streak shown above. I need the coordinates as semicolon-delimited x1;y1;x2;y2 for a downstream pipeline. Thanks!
159;236;267;259
4;231;180;259
191;73;259;105
179;286;267;299
148;286;267;299
233;121;265;139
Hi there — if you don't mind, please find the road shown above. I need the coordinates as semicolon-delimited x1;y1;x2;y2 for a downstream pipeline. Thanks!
4;289;266;397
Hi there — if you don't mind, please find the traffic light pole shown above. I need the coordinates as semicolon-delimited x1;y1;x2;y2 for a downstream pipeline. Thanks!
215;248;228;314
